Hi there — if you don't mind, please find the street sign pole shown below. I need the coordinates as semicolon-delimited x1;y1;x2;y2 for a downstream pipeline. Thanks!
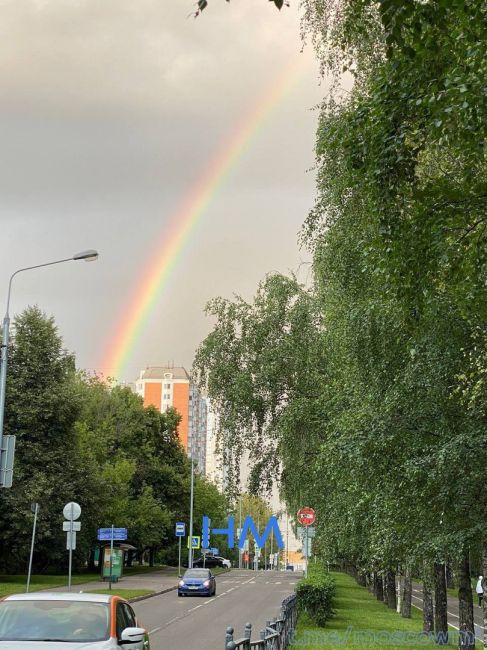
304;525;309;578
68;504;74;591
109;524;114;591
26;503;39;592
178;536;182;576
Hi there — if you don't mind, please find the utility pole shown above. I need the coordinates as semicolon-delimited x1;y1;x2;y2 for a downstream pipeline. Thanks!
238;494;242;569
188;458;195;569
26;503;39;592
286;513;289;569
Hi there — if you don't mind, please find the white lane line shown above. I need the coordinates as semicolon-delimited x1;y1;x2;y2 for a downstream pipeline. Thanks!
412;598;481;639
412;595;460;620
276;582;281;584
149;626;162;634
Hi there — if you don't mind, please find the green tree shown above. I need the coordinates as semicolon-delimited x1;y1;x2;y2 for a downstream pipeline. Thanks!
0;307;101;572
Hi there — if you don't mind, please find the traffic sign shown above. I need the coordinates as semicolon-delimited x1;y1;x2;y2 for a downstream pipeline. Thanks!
63;502;81;521
297;526;315;539
210;547;219;555
175;522;185;537
97;528;128;541
66;531;76;550
297;507;315;526
63;521;81;532
0;435;16;488
187;535;200;549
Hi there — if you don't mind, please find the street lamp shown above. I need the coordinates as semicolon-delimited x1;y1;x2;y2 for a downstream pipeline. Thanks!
0;249;99;487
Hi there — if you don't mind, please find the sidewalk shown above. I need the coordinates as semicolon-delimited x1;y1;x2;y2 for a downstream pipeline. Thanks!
45;567;179;599
411;581;483;642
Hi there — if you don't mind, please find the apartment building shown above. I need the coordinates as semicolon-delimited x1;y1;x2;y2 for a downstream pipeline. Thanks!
135;366;207;473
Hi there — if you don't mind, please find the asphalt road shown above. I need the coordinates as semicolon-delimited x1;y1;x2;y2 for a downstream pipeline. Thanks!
411;582;484;641
133;570;298;650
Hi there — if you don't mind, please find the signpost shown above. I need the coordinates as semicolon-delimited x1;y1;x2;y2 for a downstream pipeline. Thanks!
297;507;315;577
63;502;81;591
175;522;185;575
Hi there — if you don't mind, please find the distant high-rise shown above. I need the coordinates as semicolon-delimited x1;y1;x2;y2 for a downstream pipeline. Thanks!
135;366;206;473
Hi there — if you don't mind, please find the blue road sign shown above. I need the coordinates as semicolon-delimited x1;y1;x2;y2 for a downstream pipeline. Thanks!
210;547;219;555
175;522;185;537
97;528;128;541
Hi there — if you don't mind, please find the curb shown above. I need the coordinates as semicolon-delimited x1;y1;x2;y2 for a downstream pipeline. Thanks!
129;584;177;603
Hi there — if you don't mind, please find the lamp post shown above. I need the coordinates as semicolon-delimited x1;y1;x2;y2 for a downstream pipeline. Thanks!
188;457;195;568
0;250;98;486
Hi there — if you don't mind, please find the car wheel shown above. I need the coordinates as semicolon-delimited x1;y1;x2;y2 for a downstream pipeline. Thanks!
178;592;182;597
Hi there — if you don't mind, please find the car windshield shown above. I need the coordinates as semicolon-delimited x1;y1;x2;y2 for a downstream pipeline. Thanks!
0;600;110;642
184;569;210;579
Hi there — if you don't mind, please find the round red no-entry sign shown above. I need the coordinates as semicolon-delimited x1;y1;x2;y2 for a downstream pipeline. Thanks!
297;507;315;526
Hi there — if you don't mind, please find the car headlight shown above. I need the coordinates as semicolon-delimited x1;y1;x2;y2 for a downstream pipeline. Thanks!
203;580;210;587
179;580;185;587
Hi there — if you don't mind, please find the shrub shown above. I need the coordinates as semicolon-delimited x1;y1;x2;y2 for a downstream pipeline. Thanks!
296;569;336;627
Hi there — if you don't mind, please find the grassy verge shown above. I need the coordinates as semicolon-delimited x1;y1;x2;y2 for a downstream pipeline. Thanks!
0;574;100;598
293;572;480;648
0;565;173;598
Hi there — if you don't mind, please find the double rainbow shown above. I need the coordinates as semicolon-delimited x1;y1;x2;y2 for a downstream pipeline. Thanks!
101;57;306;380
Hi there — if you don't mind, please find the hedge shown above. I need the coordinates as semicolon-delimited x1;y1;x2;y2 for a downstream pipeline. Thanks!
296;568;336;627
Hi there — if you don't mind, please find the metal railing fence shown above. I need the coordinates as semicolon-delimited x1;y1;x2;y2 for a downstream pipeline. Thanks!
225;593;297;650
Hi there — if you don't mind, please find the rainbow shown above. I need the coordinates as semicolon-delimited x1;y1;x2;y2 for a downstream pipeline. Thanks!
101;56;307;380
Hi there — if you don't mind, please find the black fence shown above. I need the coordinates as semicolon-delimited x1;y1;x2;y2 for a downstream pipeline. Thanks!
224;593;297;649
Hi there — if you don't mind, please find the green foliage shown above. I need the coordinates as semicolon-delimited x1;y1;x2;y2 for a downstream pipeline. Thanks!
296;567;336;627
196;0;487;597
0;307;227;573
194;0;285;18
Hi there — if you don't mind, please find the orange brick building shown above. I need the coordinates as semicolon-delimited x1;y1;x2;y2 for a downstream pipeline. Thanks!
135;366;207;471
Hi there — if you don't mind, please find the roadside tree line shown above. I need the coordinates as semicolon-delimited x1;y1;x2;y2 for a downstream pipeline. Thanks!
195;0;487;647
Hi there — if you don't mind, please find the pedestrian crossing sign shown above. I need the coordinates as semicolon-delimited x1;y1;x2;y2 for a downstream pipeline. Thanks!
187;535;200;549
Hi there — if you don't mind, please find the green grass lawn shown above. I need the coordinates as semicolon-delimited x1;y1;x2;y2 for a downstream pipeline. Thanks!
293;572;479;648
0;565;173;598
0;574;100;598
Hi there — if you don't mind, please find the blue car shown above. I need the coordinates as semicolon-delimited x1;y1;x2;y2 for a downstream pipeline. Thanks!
178;568;216;597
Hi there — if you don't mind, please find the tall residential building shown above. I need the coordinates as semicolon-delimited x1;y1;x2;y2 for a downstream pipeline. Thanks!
135;366;207;473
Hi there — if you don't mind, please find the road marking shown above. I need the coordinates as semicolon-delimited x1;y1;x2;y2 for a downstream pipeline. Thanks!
412;596;480;639
188;604;203;611
149;626;162;634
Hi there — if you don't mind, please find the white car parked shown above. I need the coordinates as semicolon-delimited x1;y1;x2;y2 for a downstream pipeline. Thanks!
0;592;150;649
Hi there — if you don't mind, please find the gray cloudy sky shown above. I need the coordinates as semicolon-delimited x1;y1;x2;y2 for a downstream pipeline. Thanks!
0;0;323;382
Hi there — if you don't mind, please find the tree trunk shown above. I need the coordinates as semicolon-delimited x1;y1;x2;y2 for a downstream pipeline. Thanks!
457;547;475;650
376;574;384;602
149;548;155;567
385;570;397;609
397;568;403;614
401;567;412;618
423;580;434;634
357;571;367;587
434;561;449;645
